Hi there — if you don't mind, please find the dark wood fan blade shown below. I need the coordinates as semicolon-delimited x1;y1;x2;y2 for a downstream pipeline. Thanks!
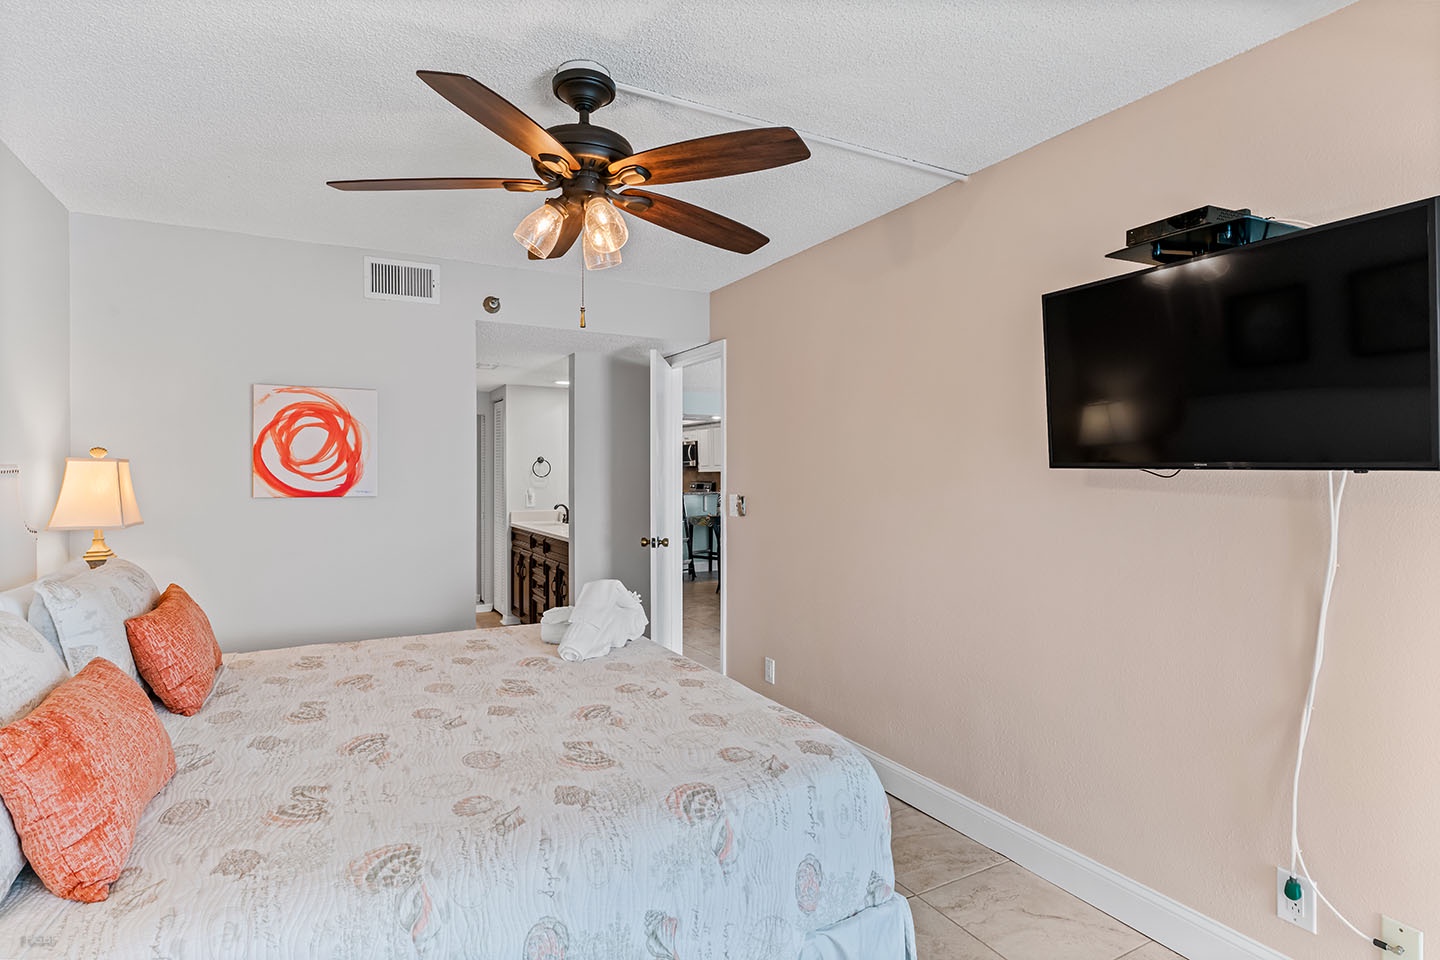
609;127;809;186
617;189;769;254
327;177;547;191
417;71;578;173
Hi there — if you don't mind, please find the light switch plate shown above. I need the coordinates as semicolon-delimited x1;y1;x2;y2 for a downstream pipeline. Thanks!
1382;916;1422;960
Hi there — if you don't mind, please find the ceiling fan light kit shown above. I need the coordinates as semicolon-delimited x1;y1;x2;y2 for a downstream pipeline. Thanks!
582;228;622;271
513;200;567;258
328;59;811;273
583;195;628;254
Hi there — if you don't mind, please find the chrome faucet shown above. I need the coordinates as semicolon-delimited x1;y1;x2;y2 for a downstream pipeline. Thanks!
554;503;569;523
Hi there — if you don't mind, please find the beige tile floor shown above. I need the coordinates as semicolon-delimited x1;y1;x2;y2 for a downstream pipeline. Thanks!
889;795;1186;960
681;571;722;672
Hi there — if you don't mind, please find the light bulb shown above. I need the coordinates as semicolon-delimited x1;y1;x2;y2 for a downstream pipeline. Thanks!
513;202;567;258
583;196;628;254
582;226;622;270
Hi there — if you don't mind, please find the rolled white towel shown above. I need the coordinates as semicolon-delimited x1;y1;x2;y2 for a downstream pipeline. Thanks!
558;580;648;662
540;606;572;645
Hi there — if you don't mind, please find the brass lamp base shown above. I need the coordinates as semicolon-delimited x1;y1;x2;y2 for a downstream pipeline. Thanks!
82;529;115;568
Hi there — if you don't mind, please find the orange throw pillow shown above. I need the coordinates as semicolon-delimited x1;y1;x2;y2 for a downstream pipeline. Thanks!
125;584;223;716
0;657;176;901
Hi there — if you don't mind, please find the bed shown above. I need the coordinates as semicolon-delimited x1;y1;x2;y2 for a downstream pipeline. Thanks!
0;620;915;958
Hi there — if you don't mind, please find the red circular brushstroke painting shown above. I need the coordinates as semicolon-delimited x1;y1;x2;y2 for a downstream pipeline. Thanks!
252;386;368;497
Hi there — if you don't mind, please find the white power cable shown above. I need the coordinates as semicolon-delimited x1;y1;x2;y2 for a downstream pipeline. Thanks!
1288;470;1369;943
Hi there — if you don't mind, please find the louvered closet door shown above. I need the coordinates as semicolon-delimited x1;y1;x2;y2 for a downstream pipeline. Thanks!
492;400;508;621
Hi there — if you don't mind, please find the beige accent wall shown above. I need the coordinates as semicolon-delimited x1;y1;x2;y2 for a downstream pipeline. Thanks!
711;3;1440;957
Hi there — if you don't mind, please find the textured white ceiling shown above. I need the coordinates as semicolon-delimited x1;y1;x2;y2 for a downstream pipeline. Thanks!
0;0;1351;292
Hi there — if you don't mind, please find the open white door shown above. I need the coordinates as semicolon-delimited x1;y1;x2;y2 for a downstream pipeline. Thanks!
648;349;683;651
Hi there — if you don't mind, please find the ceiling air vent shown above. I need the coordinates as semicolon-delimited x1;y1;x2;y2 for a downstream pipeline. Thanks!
364;257;438;303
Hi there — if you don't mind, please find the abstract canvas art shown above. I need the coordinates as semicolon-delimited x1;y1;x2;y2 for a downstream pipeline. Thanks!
251;385;377;498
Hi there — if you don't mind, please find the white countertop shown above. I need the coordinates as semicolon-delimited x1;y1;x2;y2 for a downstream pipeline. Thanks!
511;514;569;542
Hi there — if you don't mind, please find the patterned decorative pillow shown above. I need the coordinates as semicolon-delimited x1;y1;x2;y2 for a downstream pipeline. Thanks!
126;584;223;716
24;559;90;660
34;559;159;682
0;657;176;902
0;612;74;897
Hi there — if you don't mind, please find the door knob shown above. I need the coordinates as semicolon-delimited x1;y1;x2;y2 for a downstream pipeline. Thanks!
657;538;669;547
640;537;651;548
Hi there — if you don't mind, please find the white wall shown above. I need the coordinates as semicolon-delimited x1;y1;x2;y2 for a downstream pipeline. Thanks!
501;386;569;517
68;215;478;651
0;141;70;574
569;353;652;625
462;271;707;346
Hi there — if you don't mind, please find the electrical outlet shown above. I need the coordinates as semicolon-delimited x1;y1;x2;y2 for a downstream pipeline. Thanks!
1276;868;1317;933
763;657;775;684
1382;916;1423;959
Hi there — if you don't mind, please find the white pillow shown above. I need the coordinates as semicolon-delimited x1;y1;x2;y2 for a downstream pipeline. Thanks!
25;559;91;660
0;583;33;619
0;611;70;897
33;558;159;682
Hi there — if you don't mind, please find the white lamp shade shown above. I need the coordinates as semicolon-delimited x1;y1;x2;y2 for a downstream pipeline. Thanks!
47;458;144;530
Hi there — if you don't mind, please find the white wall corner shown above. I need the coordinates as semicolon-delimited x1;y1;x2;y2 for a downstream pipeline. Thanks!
853;742;1293;960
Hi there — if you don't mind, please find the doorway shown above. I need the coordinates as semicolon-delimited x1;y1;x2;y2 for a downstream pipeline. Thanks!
650;341;726;674
476;319;668;630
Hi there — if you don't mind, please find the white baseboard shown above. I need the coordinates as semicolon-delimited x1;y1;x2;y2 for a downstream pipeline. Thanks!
475;602;493;613
852;742;1290;960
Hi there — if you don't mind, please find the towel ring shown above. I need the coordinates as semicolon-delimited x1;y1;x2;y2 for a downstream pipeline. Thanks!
531;456;552;479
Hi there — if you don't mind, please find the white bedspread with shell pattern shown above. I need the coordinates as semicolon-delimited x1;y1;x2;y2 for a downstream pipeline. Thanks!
0;626;912;959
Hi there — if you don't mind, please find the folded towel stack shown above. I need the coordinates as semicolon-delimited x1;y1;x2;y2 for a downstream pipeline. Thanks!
557;580;647;662
539;606;572;644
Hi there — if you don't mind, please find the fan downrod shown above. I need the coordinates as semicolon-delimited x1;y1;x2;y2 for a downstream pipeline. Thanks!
543;60;632;174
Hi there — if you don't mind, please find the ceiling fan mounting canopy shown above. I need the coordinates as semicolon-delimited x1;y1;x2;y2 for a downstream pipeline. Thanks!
326;59;811;264
551;60;616;116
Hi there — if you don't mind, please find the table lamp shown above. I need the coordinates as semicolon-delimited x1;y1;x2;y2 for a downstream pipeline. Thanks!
47;447;144;567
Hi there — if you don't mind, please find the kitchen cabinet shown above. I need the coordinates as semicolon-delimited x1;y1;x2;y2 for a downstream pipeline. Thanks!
510;527;569;624
694;423;723;473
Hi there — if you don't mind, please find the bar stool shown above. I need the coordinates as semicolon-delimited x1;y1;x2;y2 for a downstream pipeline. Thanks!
691;513;720;592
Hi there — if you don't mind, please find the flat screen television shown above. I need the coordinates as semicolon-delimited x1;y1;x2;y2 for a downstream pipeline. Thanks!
1043;197;1440;470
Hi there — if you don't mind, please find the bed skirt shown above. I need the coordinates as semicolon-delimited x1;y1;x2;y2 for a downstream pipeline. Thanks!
799;894;917;960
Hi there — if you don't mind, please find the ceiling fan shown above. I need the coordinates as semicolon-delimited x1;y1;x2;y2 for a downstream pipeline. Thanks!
328;60;811;270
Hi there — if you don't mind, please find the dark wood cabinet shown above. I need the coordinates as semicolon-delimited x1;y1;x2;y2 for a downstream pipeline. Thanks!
510;527;569;624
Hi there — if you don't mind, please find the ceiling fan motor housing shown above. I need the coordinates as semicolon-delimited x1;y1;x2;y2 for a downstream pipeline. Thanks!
542;60;634;199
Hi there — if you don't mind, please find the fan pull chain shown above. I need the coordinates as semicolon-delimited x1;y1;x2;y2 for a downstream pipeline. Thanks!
579;252;587;328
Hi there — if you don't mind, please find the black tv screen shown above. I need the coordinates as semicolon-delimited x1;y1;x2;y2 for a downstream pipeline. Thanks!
1043;198;1440;470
